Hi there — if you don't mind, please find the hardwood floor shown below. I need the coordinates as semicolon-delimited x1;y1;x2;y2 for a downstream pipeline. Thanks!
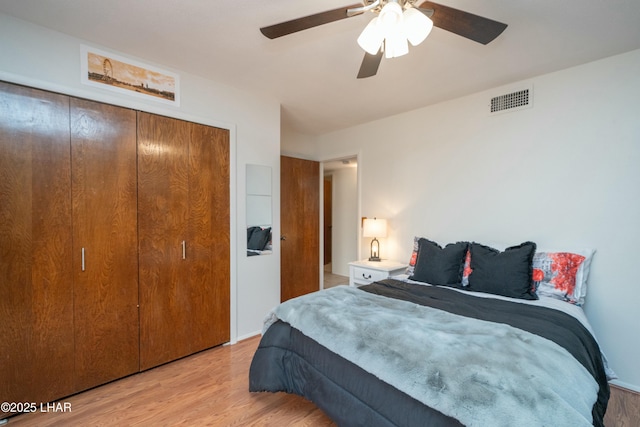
6;336;335;426
5;334;637;426
604;384;640;427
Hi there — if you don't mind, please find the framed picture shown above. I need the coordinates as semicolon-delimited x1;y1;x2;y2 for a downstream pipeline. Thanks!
81;45;180;106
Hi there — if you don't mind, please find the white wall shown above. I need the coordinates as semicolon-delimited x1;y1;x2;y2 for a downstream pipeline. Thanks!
311;49;640;390
327;167;358;276
0;13;282;342
281;119;318;159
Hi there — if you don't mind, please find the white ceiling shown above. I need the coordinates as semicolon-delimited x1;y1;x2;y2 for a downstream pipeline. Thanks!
324;157;358;172
1;0;639;136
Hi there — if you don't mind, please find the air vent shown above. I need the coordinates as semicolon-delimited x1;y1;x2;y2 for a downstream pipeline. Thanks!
489;86;533;114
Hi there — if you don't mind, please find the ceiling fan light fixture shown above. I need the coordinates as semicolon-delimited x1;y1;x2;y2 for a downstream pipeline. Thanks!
357;16;384;55
403;7;433;46
260;1;508;79
358;1;429;59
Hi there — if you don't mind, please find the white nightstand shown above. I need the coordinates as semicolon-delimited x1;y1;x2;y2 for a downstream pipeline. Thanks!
348;259;408;287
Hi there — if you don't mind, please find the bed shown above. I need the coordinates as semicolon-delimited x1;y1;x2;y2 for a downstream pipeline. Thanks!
249;239;612;426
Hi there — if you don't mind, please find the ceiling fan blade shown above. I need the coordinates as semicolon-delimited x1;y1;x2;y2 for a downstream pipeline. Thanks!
357;50;383;79
418;1;507;45
260;3;363;39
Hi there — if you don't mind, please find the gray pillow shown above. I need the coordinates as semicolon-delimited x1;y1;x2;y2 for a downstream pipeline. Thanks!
410;238;468;286
468;241;538;300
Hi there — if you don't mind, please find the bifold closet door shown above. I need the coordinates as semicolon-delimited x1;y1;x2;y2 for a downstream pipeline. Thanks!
0;82;75;403
138;112;230;371
187;122;230;353
138;112;190;370
70;98;139;391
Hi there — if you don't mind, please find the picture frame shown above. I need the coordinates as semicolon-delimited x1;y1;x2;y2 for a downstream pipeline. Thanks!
81;45;180;106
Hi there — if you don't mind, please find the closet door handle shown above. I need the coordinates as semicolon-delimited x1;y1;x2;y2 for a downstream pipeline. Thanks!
182;241;186;260
81;247;86;272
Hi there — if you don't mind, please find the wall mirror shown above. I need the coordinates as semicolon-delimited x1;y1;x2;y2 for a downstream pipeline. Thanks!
246;164;272;256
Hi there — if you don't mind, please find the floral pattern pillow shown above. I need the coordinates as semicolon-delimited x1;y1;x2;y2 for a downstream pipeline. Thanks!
532;250;594;305
461;249;472;286
405;236;420;276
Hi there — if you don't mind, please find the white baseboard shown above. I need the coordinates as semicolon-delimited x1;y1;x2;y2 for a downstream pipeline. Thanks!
235;330;262;343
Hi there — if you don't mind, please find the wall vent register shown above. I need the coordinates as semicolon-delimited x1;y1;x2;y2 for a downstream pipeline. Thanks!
490;87;532;114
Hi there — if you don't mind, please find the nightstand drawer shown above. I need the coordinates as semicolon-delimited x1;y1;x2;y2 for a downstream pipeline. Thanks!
352;267;388;284
348;260;408;287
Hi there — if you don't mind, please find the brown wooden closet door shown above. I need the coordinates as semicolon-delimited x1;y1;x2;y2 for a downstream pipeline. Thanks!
281;156;320;302
138;112;191;370
139;115;230;370
70;98;139;391
187;123;230;352
0;82;75;403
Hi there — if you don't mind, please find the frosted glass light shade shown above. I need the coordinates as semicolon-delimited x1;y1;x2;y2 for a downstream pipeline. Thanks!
384;32;409;58
403;7;433;46
378;1;403;32
357;17;384;55
362;218;388;238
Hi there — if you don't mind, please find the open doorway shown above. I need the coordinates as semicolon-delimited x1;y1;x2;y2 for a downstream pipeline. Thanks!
322;156;358;288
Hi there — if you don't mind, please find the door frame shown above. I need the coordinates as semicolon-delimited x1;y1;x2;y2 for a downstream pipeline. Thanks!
319;151;362;289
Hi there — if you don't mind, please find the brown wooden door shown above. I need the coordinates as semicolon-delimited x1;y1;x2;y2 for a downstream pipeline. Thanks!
138;113;230;370
187;122;230;353
70;98;139;391
0;82;75;403
281;156;320;302
138;112;191;370
324;176;333;266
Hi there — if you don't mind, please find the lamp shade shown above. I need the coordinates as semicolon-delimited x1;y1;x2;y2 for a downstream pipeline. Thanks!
384;31;409;58
379;2;407;59
403;7;433;46
378;1;403;32
357;17;384;55
362;218;388;238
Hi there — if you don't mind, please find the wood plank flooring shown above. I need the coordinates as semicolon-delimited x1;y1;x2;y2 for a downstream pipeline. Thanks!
5;334;637;426
604;384;640;427
6;336;335;426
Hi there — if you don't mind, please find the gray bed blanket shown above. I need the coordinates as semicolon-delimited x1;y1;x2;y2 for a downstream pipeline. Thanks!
264;285;599;427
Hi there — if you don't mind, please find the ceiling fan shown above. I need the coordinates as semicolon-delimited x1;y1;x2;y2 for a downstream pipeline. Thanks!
260;0;507;79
